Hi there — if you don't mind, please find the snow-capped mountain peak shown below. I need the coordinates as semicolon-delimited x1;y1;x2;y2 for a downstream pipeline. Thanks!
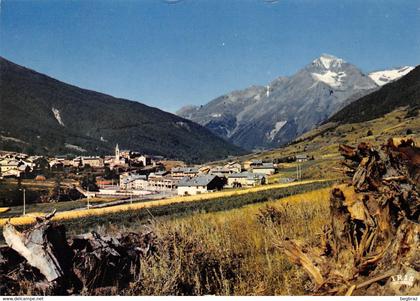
312;54;345;70
178;54;379;150
307;54;375;90
311;70;347;88
368;66;414;86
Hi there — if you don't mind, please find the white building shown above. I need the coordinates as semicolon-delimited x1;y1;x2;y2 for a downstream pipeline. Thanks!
296;154;309;162
119;173;148;190
171;167;200;179
177;175;224;196
0;158;27;178
251;163;276;175
227;172;267;188
81;156;104;168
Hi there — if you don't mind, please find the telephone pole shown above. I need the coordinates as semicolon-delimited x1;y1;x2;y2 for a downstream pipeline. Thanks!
296;163;302;181
87;186;90;209
23;189;26;215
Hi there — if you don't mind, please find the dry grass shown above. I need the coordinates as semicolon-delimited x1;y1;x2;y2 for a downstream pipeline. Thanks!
2;182;344;295
0;179;328;227
120;186;340;295
0;207;10;214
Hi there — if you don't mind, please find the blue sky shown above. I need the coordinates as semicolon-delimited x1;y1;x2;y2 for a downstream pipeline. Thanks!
1;0;419;112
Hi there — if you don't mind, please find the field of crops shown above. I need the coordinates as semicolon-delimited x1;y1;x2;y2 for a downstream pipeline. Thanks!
0;179;332;228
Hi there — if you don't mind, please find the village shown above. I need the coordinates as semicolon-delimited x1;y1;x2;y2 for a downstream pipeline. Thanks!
0;144;310;211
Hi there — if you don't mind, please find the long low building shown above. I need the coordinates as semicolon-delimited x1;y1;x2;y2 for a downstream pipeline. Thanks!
171;167;200;178
227;172;267;188
251;163;276;175
148;175;178;191
177;175;224;196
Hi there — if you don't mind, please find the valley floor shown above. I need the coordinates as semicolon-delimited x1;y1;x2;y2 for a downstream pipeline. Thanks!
3;181;337;295
0;179;331;227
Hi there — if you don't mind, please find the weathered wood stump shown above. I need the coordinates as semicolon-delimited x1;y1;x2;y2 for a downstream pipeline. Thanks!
278;138;420;295
1;212;157;295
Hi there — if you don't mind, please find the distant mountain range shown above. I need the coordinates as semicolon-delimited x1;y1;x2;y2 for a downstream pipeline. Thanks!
177;54;414;150
368;66;414;87
329;65;419;124
0;57;244;162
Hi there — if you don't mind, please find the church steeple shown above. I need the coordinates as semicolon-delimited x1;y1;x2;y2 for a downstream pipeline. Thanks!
115;144;120;162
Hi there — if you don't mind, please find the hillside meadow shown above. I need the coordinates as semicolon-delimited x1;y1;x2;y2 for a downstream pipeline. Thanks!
236;107;419;180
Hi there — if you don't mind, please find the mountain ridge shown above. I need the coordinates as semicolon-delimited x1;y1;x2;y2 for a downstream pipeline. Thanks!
328;65;420;124
178;54;378;150
369;66;414;86
0;57;244;162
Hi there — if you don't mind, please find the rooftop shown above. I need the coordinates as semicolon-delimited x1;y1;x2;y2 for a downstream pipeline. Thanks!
172;167;199;173
228;172;265;179
178;175;218;187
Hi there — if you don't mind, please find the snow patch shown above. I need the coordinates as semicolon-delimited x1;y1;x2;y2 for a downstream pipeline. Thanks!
65;144;87;152
368;66;414;86
100;136;108;142
175;121;191;131
267;121;287;141
211;113;222;118
311;70;347;88
313;54;345;69
52;108;65;126
0;135;28;145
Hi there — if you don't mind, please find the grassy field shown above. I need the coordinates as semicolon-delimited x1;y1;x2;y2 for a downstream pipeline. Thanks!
1;175;337;295
0;179;333;228
83;185;338;295
0;197;121;219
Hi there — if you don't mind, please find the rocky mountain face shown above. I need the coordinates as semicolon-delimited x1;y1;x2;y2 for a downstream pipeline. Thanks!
0;57;244;162
178;54;378;150
369;66;414;86
329;65;419;124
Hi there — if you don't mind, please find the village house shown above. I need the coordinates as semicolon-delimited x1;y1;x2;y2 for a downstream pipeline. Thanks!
0;158;29;178
177;175;224;196
104;156;115;165
48;157;65;169
119;171;178;192
206;162;241;176
119;149;131;159
227;172;267;188
251;162;276;175
243;159;264;170
224;162;242;173
119;173;148;190
71;157;83;167
149;170;170;178
171;167;200;179
209;166;232;176
135;154;152;167
147;175;179;191
81;156;104;168
296;154;309;162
